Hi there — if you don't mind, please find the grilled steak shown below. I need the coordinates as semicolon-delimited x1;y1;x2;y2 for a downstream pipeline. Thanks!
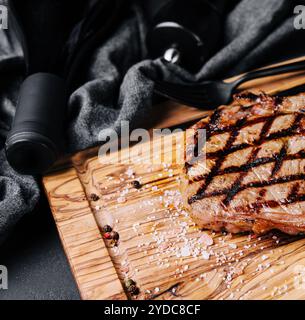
181;92;305;235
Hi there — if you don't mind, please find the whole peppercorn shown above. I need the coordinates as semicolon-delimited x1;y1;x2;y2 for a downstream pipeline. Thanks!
109;239;118;248
103;232;112;240
127;285;139;296
125;279;136;287
102;225;112;233
90;193;100;201
132;180;142;189
110;231;120;241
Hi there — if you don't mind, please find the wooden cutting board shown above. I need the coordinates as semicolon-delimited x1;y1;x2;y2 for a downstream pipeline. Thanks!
43;57;305;300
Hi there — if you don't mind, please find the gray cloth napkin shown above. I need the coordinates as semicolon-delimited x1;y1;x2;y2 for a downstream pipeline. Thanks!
0;0;305;241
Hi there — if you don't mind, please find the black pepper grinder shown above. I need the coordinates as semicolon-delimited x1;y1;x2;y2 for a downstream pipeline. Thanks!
146;0;227;73
5;0;84;175
5;0;125;175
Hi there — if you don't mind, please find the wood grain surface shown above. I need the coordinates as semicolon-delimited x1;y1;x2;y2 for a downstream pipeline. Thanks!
43;168;127;300
43;57;305;300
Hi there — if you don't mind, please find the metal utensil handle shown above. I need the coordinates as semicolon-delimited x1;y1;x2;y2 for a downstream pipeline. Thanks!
234;59;305;88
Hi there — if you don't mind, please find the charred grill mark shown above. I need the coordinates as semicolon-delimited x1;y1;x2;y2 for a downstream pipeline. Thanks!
184;162;192;172
189;115;277;203
271;144;287;177
270;114;303;178
186;108;222;170
209;111;302;142
209;115;276;137
195;173;305;200
187;95;304;205
188;118;247;204
222;148;261;206
192;131;199;158
288;183;300;202
258;115;278;142
292;113;303;130
205;130;302;160
259;189;267;198
221;156;272;175
188;113;304;167
235;92;261;101
274;96;284;106
222;113;277;206
236;194;305;214
208;108;223;133
224;153;304;175
189;112;304;183
191;152;305;183
205;143;252;160
246;174;305;188
267;113;303;140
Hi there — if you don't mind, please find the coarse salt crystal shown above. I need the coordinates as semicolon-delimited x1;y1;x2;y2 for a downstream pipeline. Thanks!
125;168;134;178
117;197;126;203
202;251;210;260
198;233;214;246
229;243;237;249
180;246;191;257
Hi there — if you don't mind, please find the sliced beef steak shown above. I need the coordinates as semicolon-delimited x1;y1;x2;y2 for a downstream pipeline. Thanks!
181;92;305;235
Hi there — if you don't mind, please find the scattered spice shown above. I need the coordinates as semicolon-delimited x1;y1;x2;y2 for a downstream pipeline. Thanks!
125;279;139;296
125;279;136;287
102;225;112;233
110;231;120;241
92;169;289;298
127;285;139;296
103;232;112;240
102;228;120;246
109;239;118;247
132;180;142;189
89;193;100;201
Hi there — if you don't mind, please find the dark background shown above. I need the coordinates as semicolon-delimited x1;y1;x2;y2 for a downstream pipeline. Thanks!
0;195;80;300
